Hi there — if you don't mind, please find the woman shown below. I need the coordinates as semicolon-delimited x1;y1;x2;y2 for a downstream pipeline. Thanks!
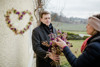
54;14;100;67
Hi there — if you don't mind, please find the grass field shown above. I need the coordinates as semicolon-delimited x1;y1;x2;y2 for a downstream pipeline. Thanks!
60;40;84;67
63;31;87;35
52;22;87;32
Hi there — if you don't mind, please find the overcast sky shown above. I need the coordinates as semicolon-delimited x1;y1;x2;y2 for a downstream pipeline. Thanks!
45;0;100;18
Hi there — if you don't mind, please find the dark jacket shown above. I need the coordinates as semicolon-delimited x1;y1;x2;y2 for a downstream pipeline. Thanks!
63;32;100;67
32;23;57;67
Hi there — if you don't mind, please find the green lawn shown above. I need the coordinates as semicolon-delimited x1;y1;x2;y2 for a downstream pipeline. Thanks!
63;31;87;35
52;22;86;32
60;40;84;67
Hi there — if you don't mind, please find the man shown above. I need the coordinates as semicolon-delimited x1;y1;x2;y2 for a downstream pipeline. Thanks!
32;11;60;67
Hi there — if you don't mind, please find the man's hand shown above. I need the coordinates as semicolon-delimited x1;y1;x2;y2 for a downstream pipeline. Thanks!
48;52;60;62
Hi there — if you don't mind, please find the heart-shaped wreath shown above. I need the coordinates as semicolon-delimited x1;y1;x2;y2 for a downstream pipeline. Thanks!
4;8;33;35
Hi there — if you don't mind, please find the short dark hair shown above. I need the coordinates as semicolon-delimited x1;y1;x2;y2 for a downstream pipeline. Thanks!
40;11;50;18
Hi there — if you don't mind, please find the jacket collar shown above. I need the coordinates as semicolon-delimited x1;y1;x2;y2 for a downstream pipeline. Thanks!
87;32;100;44
40;22;56;34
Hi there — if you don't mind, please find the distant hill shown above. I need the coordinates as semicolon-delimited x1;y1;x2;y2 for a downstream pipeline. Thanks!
67;17;88;24
51;12;88;24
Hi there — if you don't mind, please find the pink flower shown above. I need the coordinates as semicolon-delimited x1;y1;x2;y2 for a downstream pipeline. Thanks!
11;28;14;30
8;21;10;24
14;28;16;31
24;28;26;31
57;29;62;34
51;38;54;40
50;41;52;45
22;12;26;15
16;12;20;14
20;31;23;34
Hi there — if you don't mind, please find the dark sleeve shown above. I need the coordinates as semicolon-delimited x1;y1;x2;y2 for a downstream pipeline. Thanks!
63;43;100;67
32;29;47;59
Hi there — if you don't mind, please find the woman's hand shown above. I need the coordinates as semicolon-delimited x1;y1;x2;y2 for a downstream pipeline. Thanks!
54;38;67;48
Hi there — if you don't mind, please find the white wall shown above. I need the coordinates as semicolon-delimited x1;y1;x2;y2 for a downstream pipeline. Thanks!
0;0;37;67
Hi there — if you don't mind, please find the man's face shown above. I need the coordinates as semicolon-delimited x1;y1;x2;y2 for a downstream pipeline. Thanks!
40;14;51;26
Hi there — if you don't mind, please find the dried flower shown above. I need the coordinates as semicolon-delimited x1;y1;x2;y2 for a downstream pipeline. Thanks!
4;8;33;35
